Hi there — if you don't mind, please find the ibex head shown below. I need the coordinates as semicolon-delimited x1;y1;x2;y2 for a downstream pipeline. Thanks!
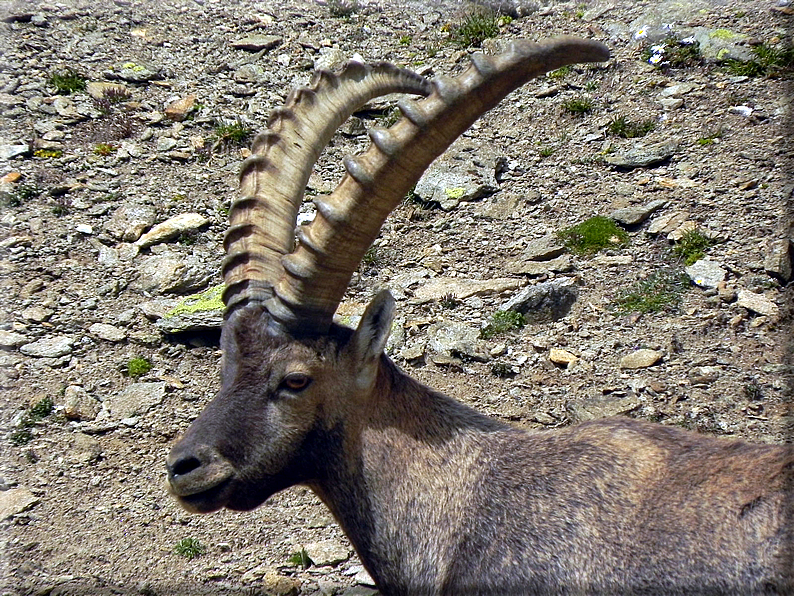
166;37;610;515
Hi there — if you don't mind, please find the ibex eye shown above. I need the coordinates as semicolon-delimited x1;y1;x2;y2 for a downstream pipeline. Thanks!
282;373;311;391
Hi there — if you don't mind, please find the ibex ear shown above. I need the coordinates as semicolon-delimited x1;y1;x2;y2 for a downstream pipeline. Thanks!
351;290;395;368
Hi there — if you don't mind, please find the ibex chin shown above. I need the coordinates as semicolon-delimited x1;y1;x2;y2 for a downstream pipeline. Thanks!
166;37;793;594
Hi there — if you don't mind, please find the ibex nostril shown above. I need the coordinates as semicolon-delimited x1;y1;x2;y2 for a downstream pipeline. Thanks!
170;456;202;478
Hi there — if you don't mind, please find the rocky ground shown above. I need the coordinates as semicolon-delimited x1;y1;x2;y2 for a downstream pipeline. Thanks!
1;0;792;594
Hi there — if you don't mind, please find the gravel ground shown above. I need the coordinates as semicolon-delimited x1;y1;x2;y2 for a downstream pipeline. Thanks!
1;0;792;594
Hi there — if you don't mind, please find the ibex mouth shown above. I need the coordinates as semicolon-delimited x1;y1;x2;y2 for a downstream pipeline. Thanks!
170;478;234;514
166;448;236;513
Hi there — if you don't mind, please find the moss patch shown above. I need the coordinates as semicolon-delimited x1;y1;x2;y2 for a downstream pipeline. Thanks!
167;284;224;316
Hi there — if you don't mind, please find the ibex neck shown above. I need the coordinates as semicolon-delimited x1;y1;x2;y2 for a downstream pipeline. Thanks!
310;356;512;594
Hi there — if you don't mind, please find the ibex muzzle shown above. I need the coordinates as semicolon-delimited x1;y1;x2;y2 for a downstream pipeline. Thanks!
167;37;794;594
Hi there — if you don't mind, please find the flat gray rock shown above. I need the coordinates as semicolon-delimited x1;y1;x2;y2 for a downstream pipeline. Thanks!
610;199;667;226
0;488;39;520
605;140;678;168
500;278;578;322
231;34;282;51
105;382;166;420
20;336;74;358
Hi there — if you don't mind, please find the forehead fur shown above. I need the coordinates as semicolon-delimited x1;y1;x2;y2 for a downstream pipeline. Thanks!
221;304;355;369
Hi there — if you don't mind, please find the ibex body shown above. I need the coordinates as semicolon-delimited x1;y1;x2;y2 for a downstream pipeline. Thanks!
166;37;794;594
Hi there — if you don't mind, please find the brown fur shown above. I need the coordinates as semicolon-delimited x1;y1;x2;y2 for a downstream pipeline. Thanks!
167;300;794;595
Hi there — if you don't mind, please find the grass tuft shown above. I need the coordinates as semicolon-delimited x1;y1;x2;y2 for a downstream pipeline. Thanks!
49;69;87;94
611;268;690;314
562;97;593;115
10;397;54;446
449;7;502;48
480;310;526;339
673;228;716;265
557;216;628;255
174;538;205;559
724;43;794;77
607;115;655;138
288;548;313;569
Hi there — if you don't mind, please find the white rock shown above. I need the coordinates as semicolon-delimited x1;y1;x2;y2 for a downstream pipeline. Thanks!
0;329;28;348
89;322;127;342
412;277;523;304
0;487;39;520
20;336;74;358
135;213;209;248
105;382;166;419
685;259;727;289
619;349;662;369
304;540;350;567
736;290;779;318
64;385;101;421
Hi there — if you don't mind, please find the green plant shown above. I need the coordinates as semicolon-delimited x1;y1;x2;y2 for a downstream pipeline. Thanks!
49;69;86;94
724;43;794;77
328;0;359;18
10;397;54;445
490;362;515;378
28;397;54;420
562;97;593;115
538;146;556;158
607;115;655;138
288;548;313;569
439;293;459;309
744;381;762;400
178;230;201;246
584;80;599;92
94;143;117;156
644;36;703;68
480;310;526;339
207;119;252;155
174;538;205;559
378;106;402;128
127;357;153;378
696;128;724;145
673;228;716;265
51;195;71;216
1;183;41;207
449;7;500;48
362;246;379;266
557;216;628;255
547;65;572;80
34;148;63;159
399;35;412;46
611;268;690;314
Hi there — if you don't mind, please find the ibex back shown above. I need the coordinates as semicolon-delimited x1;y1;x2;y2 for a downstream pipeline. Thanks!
166;37;794;595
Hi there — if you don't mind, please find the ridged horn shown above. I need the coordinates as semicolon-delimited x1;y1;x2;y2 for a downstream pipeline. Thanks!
222;62;432;315
266;36;610;332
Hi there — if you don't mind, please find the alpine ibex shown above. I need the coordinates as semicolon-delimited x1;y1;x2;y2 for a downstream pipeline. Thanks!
166;37;794;594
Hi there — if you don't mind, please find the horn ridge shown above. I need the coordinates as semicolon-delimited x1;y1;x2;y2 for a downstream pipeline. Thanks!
268;36;610;332
223;61;433;316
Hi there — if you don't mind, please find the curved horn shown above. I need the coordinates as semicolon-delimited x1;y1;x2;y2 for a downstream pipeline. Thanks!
266;36;610;332
222;62;432;315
